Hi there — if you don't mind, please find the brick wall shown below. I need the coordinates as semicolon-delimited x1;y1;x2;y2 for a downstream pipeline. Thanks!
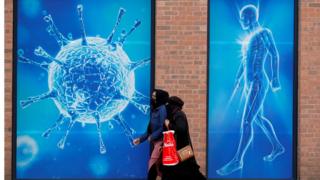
4;0;320;179
298;0;320;179
5;0;13;179
155;0;207;174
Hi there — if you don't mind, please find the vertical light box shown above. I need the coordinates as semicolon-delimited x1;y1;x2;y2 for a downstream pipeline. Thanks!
207;0;297;179
13;0;155;179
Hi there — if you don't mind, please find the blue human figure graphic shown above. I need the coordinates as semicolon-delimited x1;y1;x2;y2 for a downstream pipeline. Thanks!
216;5;285;176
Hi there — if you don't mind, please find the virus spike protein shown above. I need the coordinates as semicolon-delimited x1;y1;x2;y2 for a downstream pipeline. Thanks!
57;113;77;150
42;114;65;138
106;8;126;44
114;114;135;147
129;58;151;71
34;46;64;65
43;14;69;47
20;90;57;109
93;112;107;154
118;20;141;45
77;4;88;46
17;49;49;70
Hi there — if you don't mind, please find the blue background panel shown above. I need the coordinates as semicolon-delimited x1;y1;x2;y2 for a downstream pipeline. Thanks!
208;0;295;179
16;0;152;179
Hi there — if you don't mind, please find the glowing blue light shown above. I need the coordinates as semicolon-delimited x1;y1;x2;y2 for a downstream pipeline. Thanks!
89;157;109;176
17;135;38;167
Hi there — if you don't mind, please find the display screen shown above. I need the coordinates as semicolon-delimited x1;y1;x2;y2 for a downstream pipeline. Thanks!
14;0;153;179
208;0;297;179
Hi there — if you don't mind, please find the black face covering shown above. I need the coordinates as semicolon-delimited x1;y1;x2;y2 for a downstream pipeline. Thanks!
151;98;156;109
152;89;169;109
166;96;184;120
165;103;175;120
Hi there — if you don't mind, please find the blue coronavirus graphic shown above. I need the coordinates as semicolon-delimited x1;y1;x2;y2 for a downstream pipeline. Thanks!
18;4;150;154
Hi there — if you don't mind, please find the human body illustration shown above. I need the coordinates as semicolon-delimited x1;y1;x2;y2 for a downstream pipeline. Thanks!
216;5;285;176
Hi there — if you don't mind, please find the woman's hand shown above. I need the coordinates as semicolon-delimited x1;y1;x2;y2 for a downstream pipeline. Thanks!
133;138;140;145
165;119;170;130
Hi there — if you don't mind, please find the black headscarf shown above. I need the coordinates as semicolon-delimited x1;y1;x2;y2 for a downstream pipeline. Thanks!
166;96;184;119
152;89;169;110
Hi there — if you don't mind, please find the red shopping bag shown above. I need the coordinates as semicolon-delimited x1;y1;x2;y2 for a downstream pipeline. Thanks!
162;130;179;166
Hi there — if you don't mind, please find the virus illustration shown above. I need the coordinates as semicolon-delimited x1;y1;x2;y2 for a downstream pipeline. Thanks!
18;4;150;154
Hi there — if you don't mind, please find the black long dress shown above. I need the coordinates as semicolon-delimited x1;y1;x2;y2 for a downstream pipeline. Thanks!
161;110;206;180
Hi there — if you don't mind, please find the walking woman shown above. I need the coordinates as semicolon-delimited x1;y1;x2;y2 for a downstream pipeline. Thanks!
161;96;206;180
133;89;169;180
